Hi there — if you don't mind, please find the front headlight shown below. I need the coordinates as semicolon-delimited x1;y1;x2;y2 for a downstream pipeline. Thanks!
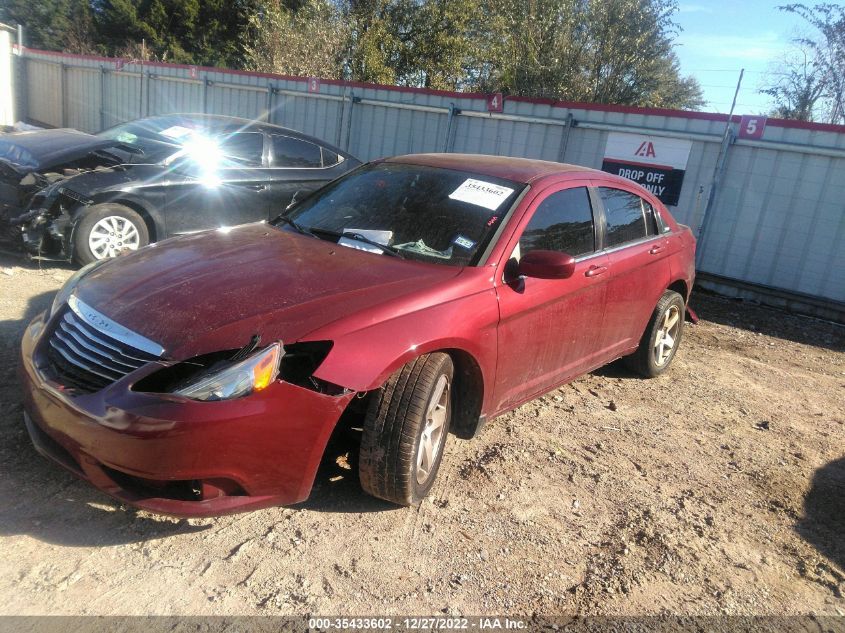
174;343;282;401
49;258;109;318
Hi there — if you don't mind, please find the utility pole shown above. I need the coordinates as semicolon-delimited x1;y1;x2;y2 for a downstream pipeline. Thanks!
695;69;744;270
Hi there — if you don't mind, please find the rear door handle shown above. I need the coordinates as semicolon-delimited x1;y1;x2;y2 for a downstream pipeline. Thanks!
649;245;665;254
585;265;608;277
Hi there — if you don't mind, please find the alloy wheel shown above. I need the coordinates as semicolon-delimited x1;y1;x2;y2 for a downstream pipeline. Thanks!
88;216;142;259
654;304;681;367
416;374;450;485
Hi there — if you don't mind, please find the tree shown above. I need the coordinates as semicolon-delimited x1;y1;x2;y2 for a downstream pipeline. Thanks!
242;0;348;78
465;0;703;109
0;0;99;53
89;0;249;66
762;42;828;121
764;3;845;124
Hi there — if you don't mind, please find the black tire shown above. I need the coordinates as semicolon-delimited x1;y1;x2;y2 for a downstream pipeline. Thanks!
624;290;685;378
359;353;454;505
73;203;150;266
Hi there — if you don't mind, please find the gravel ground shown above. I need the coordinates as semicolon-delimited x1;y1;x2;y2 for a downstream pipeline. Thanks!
0;254;843;617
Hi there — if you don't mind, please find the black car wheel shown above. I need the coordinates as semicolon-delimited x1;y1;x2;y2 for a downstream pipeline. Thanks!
359;353;454;505
624;290;685;378
74;203;150;265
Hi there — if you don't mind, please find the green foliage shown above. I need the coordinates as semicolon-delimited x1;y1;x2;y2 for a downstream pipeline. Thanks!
0;0;99;53
242;0;348;78
3;0;705;109
93;0;247;65
468;0;703;109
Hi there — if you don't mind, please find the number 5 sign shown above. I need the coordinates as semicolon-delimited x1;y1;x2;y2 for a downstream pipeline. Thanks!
738;115;767;140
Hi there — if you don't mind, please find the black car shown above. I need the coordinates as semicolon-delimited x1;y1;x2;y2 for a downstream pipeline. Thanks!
1;115;360;264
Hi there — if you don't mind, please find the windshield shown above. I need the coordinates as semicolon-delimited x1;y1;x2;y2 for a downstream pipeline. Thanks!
276;162;524;267
97;117;266;175
96;117;186;163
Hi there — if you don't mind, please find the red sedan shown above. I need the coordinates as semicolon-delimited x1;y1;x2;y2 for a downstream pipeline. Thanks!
20;154;695;516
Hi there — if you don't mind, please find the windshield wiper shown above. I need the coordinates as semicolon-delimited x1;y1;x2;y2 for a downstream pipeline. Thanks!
339;231;404;258
276;215;318;238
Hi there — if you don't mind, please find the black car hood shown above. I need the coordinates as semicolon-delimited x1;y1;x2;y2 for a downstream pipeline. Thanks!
0;129;123;172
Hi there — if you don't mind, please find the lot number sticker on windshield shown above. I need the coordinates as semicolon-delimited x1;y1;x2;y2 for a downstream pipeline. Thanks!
448;179;514;210
160;125;194;140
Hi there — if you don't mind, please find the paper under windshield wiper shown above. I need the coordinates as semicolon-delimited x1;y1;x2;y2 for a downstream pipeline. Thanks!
339;231;404;258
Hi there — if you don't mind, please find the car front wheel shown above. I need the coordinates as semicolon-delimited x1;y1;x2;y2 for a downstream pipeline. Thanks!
359;353;454;505
73;203;149;265
625;289;685;377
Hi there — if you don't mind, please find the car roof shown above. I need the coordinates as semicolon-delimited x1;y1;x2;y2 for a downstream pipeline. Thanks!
138;114;355;160
385;153;607;184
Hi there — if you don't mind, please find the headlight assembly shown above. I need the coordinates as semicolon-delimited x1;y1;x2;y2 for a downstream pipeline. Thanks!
173;343;282;401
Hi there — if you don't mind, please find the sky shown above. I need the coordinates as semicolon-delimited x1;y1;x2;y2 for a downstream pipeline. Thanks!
674;0;808;114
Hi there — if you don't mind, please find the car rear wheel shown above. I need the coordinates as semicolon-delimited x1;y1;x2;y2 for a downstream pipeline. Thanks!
74;203;149;265
359;353;453;505
624;290;685;378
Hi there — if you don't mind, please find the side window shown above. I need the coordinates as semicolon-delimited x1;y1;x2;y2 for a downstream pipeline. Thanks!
645;201;668;234
271;135;323;168
217;132;264;167
599;187;649;247
322;148;340;167
519;187;595;257
642;200;661;235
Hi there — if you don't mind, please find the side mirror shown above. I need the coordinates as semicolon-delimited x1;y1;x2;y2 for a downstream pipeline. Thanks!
517;250;576;280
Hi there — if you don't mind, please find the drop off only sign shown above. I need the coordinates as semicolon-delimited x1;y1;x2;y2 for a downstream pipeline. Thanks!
601;132;692;206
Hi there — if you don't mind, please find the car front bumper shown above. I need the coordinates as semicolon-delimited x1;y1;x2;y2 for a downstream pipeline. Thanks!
19;311;355;517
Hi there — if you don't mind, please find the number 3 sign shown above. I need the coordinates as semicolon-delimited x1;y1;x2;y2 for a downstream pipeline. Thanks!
738;115;767;140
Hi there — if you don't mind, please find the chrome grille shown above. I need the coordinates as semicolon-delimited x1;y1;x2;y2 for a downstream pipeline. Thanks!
46;297;163;393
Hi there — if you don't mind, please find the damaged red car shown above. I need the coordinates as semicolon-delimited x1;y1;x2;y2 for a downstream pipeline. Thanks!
20;153;695;516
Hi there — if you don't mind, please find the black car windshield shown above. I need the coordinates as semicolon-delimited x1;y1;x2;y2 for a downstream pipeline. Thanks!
276;162;524;267
96;117;185;163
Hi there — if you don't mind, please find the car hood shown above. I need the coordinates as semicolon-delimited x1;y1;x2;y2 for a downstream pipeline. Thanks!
0;129;123;171
75;223;462;359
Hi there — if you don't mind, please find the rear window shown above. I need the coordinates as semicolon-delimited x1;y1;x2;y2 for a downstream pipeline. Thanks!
599;187;651;247
218;132;264;167
271;135;323;168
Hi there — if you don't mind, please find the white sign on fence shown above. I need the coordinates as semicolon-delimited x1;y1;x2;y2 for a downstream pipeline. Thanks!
601;132;692;206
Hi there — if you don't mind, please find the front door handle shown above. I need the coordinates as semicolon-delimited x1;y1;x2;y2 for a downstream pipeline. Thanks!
585;265;608;277
649;244;666;255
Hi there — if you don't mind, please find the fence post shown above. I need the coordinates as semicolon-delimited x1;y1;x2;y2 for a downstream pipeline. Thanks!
335;86;346;148
556;113;574;163
99;65;106;131
344;91;359;152
695;127;735;269
146;71;153;116
202;77;211;114
265;84;275;123
443;103;460;152
59;62;67;127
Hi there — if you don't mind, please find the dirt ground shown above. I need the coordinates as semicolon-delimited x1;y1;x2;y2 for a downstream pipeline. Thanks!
0;254;842;617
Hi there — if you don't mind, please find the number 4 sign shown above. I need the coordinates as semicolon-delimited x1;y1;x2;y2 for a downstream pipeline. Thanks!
739;115;767;140
487;93;503;113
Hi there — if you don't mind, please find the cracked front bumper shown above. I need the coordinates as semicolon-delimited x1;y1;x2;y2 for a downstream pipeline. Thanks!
19;311;355;517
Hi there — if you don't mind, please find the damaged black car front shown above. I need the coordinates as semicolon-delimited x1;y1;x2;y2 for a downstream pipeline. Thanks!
0;127;143;256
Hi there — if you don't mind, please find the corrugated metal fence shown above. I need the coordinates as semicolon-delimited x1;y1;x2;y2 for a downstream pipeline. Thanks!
12;47;845;320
